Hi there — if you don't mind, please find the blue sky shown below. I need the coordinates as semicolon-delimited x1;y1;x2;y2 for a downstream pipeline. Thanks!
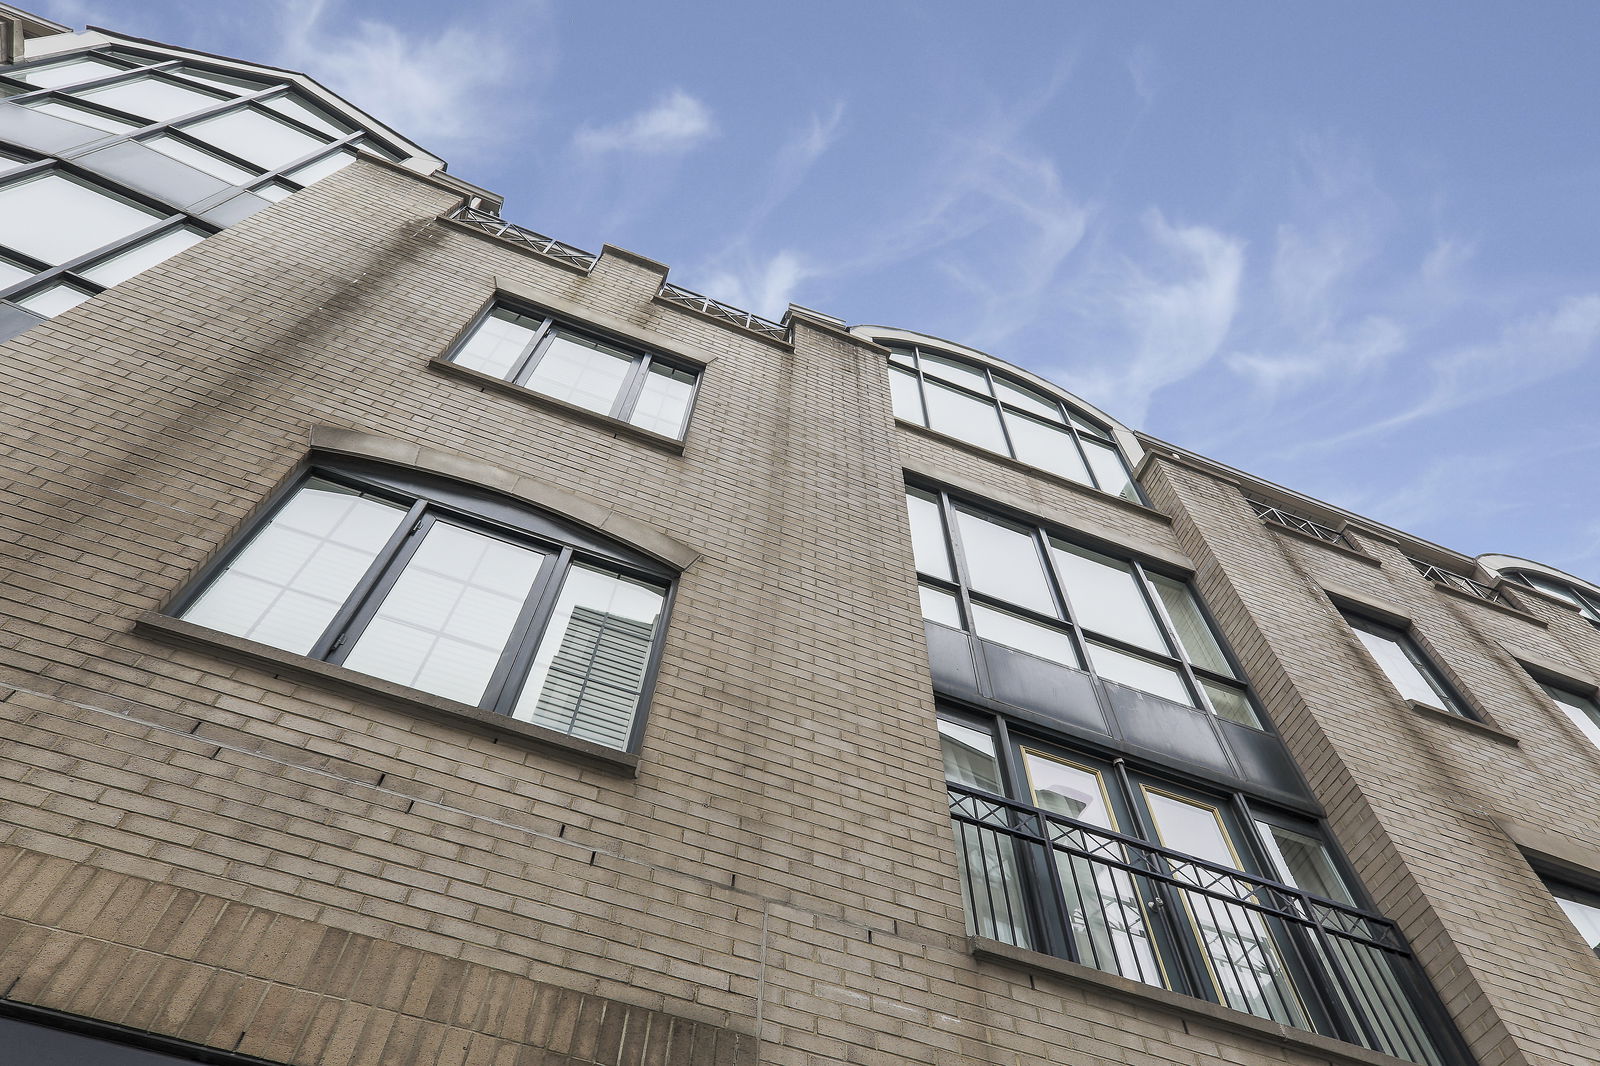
36;1;1600;576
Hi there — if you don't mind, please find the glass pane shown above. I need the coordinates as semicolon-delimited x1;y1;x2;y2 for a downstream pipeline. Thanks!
0;257;31;289
628;362;695;437
24;99;137;133
253;182;295;203
1350;624;1452;710
284;150;355;187
264;94;350;137
1546;685;1600;749
1004;410;1092;484
939;719;1001;792
1082;437;1138;501
79;225;205;286
15;283;93;317
953;507;1054;614
1025;752;1113;825
888;364;925;425
182;106;330;169
511;565;666;749
182;478;406;655
1201;678;1262;728
886;346;915;368
972;604;1079;667
523;328;634;415
919;584;962;628
0;172;161;265
1070;411;1113;440
341;521;546;706
452;307;541;379
1553;889;1600;951
923;379;1008;454
1088;642;1192;705
994;376;1063;421
1050;540;1165;652
905;489;952;582
1255;822;1355;905
146;133;259;184
1149;574;1234;676
17;57;129;88
919;351;991;394
78;75;224;121
174;66;272;95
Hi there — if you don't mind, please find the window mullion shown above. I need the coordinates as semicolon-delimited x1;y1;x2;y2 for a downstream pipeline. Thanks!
982;367;1022;462
488;545;575;716
314;500;429;662
612;353;651;421
508;317;557;384
255;132;363;186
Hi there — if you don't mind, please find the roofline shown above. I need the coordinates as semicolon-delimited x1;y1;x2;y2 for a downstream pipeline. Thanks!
0;3;68;36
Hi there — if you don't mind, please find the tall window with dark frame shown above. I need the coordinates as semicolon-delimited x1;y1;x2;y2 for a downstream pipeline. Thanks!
1542;876;1600;958
173;463;673;751
0;46;406;316
886;343;1140;502
1340;612;1470;719
448;304;700;439
907;487;1260;727
939;710;1463;1065
1534;677;1600;750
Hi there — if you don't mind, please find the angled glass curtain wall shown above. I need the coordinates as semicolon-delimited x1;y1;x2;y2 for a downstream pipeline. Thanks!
909;486;1261;727
0;47;402;315
886;343;1140;502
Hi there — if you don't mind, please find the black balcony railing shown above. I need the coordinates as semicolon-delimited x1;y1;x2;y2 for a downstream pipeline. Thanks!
1246;498;1352;547
949;784;1458;1065
656;281;789;342
1407;558;1507;605
443;205;599;270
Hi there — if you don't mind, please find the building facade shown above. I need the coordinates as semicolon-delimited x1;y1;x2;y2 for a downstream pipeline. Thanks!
0;7;1597;1065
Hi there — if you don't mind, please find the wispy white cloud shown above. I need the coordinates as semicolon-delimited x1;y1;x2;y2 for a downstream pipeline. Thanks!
700;250;814;319
573;89;716;156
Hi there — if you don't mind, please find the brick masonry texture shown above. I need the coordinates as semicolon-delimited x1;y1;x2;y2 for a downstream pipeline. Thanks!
0;152;1598;1066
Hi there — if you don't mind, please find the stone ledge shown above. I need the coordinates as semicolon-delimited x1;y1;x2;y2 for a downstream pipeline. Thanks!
1405;699;1521;747
971;937;1437;1066
132;612;641;776
1430;581;1548;627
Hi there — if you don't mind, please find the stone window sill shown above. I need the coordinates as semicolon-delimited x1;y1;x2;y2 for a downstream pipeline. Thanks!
133;612;640;775
970;937;1431;1066
1405;699;1520;747
428;357;687;456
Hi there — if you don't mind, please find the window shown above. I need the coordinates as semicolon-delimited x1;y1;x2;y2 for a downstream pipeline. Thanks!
446;304;700;439
1504;570;1600;625
1537;679;1600;750
908;487;1260;726
941;714;1457;1064
886;343;1140;501
173;464;674;751
1544;877;1600;957
1341;612;1469;718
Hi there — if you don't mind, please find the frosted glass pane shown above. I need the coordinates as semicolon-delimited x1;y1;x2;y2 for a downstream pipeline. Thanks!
513;565;666;749
146;133;258;183
973;604;1078;666
905;489;952;581
182;479;405;655
79;75;223;121
1088;642;1192;705
924;380;1007;454
0;172;160;265
888;365;925;424
995;377;1062;421
920;352;990;393
183;106;329;169
919;584;962;628
285;150;355;186
453;307;540;378
1082;437;1138;500
1149;574;1233;676
628;362;695;437
1351;626;1448;709
25;100;136;133
80;226;205;286
1005;410;1091;484
18;57;126;88
1050;540;1164;652
523;329;632;414
264;94;350;137
342;522;545;705
15;283;92;317
954;508;1054;614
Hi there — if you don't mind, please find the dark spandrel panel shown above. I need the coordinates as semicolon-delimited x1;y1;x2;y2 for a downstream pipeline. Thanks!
1218;719;1313;803
924;622;981;700
0;1016;211;1064
979;639;1109;735
0;99;116;154
73;139;231;210
1107;682;1233;777
0;301;49;343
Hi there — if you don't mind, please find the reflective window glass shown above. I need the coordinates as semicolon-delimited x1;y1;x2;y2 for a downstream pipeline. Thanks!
994;377;1063;421
888;364;925;424
1087;642;1192;704
78;75;224;121
923;379;1008;453
0;256;31;289
629;362;696;437
24;99;137;133
1082;437;1137;500
953;508;1054;614
264;94;351;137
1347;618;1458;713
0;171;161;265
17;56;128;88
920;351;990;393
524;329;634;415
1549;881;1600;953
939;719;1003;793
1004;410;1092;484
905;489;952;581
1149;573;1233;676
919;584;963;628
15;282;93;317
146;133;258;183
1024;752;1113;826
1544;683;1600;750
253;181;295;202
972;603;1078;666
452;307;541;378
79;225;205;286
1255;822;1355;905
182;106;329;169
1050;540;1165;652
284;149;355;187
173;66;270;95
1201;678;1261;728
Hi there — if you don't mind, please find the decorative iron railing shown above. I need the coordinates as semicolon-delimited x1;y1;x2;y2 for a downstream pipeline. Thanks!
443;205;598;270
949;784;1458;1065
656;281;789;342
1246;499;1351;547
1407;559;1506;605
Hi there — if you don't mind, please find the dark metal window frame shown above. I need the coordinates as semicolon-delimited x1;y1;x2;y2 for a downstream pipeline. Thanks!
1539;872;1600;959
168;459;678;752
912;483;1262;729
447;298;704;439
1339;610;1474;720
1503;569;1600;626
0;999;291;1066
886;342;1143;503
